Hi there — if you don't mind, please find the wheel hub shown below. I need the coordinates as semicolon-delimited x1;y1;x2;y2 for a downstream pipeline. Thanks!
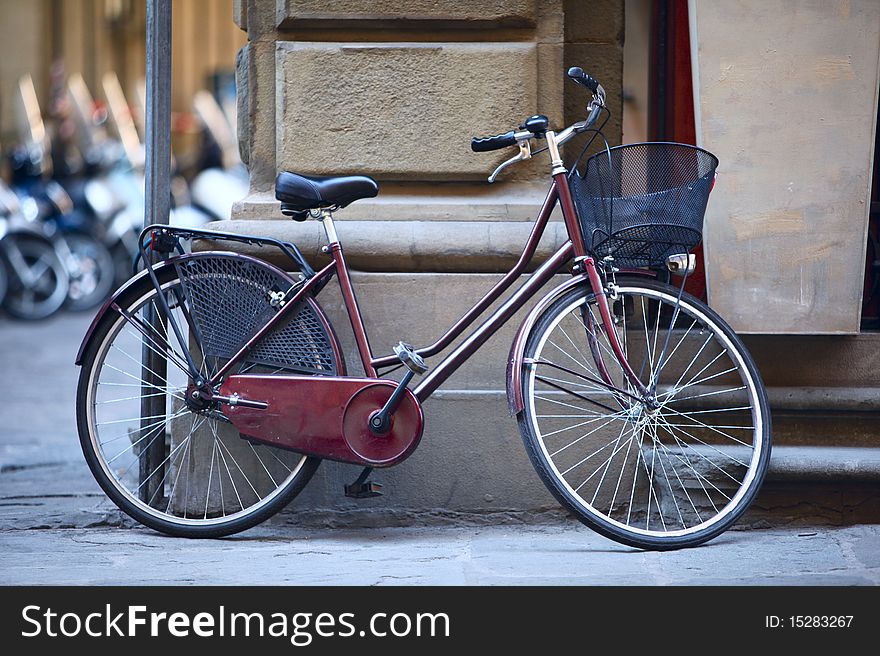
184;383;217;413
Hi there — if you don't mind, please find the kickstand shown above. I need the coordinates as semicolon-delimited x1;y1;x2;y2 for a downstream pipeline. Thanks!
344;466;383;499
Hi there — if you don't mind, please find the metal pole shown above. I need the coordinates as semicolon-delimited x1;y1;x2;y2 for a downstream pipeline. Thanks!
144;0;172;225
140;0;172;505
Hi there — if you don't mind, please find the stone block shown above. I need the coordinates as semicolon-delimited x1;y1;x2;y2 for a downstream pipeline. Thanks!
276;0;537;28
205;218;569;272
233;0;246;31
563;41;624;156
275;41;538;181
231;182;562;223
536;43;565;129
234;44;250;166
564;0;625;44
248;41;281;192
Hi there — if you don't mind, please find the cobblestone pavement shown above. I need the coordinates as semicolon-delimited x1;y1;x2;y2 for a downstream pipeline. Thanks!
1;313;878;586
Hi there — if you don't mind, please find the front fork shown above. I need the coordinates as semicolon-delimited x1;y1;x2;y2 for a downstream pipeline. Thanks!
580;258;653;405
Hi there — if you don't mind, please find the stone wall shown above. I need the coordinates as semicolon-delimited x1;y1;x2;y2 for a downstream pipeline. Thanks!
230;0;623;237
214;0;625;516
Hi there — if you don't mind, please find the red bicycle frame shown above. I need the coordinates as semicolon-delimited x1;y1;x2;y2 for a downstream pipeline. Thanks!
207;172;649;402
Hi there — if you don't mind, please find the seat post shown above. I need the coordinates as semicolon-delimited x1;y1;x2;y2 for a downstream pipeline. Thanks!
319;208;339;245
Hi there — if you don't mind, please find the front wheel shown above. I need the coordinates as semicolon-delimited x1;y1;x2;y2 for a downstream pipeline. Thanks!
518;278;771;550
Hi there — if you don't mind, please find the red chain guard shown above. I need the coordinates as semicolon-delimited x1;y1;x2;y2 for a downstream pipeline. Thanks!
219;375;424;468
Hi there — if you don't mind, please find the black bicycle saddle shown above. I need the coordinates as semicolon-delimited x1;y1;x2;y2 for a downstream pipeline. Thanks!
275;171;379;212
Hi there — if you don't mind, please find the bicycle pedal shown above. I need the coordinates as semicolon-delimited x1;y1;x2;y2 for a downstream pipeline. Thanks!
393;341;428;374
344;480;383;499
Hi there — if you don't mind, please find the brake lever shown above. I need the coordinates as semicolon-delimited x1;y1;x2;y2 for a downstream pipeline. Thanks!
488;140;532;183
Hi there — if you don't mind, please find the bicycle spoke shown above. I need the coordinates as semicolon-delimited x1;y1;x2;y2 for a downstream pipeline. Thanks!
557;321;601;377
534;375;620;413
534;367;624;396
212;421;242;515
165;416;196;513
131;414;204;488
214;430;261;499
534;394;603;413
102;362;185;402
110;344;174;390
656;414;750;469
248;441;279;488
662;365;740;398
588;418;632;503
533;358;643;402
650;421;684;528
146;432;194;507
582;304;631;381
661;406;754;447
122;321;191;379
656;417;748;485
546;337;597;378
608;417;639;514
654;439;730;505
96;391;169;405
658;438;704;525
560;421;633;477
666;338;722;397
550;413;629;458
204;438;217;519
665;385;747;403
541;415;623;440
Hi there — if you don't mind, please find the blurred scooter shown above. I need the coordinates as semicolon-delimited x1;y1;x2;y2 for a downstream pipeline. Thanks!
0;180;69;320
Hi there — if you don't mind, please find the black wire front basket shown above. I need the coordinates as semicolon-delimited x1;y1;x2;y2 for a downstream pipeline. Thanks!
569;142;719;268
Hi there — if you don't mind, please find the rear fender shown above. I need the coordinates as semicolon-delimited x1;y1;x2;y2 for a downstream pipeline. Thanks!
75;256;183;365
74;251;345;375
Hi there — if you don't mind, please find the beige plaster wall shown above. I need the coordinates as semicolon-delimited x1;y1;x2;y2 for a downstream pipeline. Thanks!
691;0;880;334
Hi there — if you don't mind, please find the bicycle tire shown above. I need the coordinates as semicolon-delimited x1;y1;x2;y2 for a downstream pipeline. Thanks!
517;277;771;550
76;263;332;537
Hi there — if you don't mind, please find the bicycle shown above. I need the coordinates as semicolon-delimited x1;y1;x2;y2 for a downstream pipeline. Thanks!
75;67;771;550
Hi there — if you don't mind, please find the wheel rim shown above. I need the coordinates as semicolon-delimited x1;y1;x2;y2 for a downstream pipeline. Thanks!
526;285;766;540
84;280;312;527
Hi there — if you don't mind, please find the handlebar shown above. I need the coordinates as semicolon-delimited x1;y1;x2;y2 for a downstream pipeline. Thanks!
566;66;599;94
470;66;607;181
471;130;517;153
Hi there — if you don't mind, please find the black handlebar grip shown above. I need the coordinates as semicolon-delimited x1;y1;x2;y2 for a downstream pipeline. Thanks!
471;130;517;152
567;66;599;94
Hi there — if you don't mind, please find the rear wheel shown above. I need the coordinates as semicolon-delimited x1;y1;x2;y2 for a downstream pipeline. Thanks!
76;256;339;537
518;278;771;550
